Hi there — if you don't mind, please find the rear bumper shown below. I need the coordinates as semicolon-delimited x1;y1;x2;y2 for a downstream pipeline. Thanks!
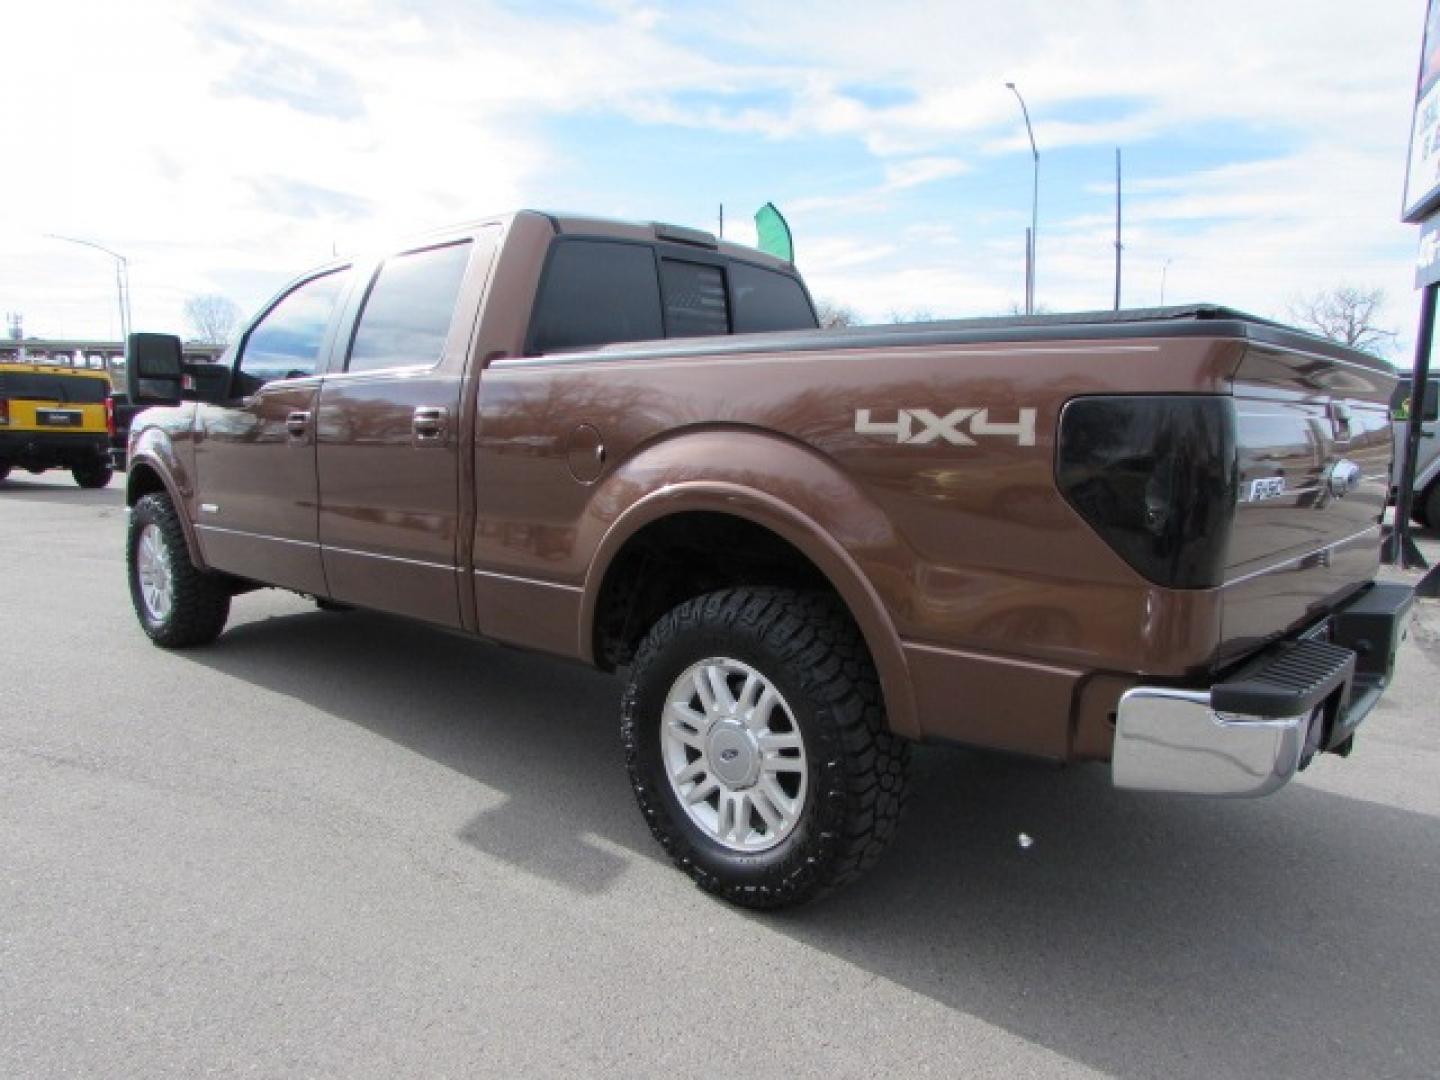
0;429;109;469
1112;582;1414;796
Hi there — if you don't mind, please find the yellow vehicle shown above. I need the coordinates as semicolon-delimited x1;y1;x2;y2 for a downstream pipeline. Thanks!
0;362;114;488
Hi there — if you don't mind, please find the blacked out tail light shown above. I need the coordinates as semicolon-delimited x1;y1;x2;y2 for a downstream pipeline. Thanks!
1056;395;1237;589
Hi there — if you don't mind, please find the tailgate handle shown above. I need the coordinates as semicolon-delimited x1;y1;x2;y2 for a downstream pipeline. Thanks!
285;410;310;437
413;406;448;444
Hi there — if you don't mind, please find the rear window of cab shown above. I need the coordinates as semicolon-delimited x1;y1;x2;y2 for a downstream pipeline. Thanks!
0;370;110;403
527;238;816;354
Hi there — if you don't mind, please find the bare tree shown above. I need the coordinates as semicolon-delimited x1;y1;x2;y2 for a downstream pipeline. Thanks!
815;299;858;329
885;308;937;323
1288;286;1397;355
183;294;243;344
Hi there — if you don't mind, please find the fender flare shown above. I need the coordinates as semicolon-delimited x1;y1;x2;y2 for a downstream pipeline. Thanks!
579;479;920;740
126;452;207;570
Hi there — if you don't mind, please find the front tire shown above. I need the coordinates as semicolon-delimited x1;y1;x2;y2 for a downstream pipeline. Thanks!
73;462;113;489
127;492;231;647
622;588;910;909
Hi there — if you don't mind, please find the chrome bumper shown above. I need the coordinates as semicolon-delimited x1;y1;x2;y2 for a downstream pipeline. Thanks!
1112;582;1414;797
1112;690;1313;797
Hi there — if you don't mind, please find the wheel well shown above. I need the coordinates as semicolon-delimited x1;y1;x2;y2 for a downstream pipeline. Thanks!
126;463;166;507
593;512;834;670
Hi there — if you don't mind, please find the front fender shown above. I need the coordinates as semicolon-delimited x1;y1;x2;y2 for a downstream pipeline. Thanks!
127;408;205;569
577;428;921;739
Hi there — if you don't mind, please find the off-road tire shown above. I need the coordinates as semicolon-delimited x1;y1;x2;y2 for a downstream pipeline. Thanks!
127;492;231;648
1415;480;1438;531
622;588;910;909
73;463;113;489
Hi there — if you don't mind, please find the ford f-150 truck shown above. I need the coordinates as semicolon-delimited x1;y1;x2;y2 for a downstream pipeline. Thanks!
122;210;1414;908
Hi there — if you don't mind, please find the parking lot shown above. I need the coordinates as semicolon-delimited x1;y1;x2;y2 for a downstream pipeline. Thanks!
2;470;1438;1078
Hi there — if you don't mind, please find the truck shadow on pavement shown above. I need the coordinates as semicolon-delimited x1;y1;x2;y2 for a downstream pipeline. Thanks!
188;606;1440;1079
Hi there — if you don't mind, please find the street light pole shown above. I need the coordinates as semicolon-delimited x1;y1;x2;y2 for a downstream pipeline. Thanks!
1005;81;1039;314
47;234;132;342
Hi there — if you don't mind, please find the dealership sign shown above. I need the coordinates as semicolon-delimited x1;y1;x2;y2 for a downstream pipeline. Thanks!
1405;0;1440;222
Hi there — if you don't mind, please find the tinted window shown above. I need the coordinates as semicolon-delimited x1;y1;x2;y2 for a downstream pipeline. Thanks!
730;262;817;333
0;371;108;403
661;259;729;337
529;241;662;353
348;241;472;373
240;270;345;388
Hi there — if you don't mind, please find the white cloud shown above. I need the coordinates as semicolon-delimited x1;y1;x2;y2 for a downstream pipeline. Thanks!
0;0;1425;360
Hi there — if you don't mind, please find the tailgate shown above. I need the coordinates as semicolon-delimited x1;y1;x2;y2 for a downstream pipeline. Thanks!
1220;341;1396;664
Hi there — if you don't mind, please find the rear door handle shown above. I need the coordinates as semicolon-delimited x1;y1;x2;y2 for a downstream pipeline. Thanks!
413;406;449;445
286;410;310;437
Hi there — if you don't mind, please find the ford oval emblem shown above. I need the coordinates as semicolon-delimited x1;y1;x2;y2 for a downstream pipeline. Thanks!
1327;459;1361;498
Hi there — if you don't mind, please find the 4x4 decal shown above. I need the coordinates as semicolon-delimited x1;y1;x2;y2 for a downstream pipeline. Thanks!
854;407;1038;446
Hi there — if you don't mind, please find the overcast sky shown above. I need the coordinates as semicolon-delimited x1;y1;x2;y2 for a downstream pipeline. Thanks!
0;0;1428;363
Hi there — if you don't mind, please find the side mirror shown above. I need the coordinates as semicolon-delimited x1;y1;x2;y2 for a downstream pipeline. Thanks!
182;361;233;403
125;333;183;404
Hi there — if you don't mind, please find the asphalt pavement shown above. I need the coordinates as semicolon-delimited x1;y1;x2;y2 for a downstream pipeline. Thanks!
2;469;1438;1079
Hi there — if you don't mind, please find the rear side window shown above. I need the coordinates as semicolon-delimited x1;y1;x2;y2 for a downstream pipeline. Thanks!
660;259;729;337
730;263;816;333
347;241;473;373
529;241;663;353
241;270;346;388
0;371;109;403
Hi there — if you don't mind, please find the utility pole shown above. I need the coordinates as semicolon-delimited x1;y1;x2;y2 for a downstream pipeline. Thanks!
1005;82;1039;314
1113;148;1123;311
47;234;132;342
718;203;724;239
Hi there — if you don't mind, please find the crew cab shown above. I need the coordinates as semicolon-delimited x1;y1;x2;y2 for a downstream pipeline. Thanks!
122;211;1414;907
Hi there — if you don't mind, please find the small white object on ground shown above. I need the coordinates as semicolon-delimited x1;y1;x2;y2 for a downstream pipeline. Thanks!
1017;832;1034;850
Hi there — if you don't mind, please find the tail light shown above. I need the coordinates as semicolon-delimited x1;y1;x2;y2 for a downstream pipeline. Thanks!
105;395;116;438
1056;395;1237;589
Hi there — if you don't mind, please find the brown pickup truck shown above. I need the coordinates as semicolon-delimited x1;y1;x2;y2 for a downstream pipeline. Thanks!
122;210;1414;908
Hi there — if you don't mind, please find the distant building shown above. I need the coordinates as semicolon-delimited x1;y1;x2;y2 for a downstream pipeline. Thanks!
0;338;228;392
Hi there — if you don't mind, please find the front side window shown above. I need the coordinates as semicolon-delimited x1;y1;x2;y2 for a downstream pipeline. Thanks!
239;270;346;392
347;241;473;373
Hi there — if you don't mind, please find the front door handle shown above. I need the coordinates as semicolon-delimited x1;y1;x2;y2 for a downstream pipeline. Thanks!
286;410;310;437
413;406;449;445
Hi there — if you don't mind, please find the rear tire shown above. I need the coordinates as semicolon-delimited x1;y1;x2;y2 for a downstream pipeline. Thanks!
622;588;910;909
1416;481;1439;531
73;463;113;489
127;492;231;647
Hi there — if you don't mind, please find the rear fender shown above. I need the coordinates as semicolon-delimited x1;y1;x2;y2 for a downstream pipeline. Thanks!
579;429;920;738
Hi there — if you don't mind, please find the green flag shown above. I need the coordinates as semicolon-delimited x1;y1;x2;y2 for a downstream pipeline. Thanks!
753;203;794;263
